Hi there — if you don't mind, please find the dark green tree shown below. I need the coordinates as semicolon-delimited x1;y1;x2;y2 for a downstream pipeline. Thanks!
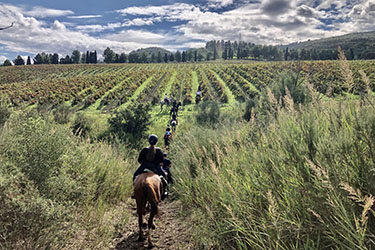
141;52;148;63
151;53;156;63
213;41;218;60
81;52;86;64
164;53;168;63
2;59;11;66
51;53;59;64
175;50;182;62
222;46;228;60
14;55;25;66
182;51;186;62
94;51;97;63
194;50;198;62
34;53;43;64
103;47;115;63
284;47;289;61
26;56;32;65
71;50;81;64
169;53;175;62
86;51;89;63
157;52;162;63
119;53;127;63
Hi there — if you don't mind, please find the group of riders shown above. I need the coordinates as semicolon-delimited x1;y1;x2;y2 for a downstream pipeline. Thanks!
132;86;202;200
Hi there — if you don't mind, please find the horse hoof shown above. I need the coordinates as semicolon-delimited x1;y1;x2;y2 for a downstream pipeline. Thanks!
142;223;147;228
151;224;156;230
148;243;154;249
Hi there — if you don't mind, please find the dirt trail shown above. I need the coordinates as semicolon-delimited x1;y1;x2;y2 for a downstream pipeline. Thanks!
111;198;194;250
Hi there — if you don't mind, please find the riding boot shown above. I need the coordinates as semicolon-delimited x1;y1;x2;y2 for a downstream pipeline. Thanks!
160;176;168;200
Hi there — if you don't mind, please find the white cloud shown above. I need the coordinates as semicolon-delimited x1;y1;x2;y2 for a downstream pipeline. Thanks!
23;6;74;18
67;15;103;19
0;56;8;64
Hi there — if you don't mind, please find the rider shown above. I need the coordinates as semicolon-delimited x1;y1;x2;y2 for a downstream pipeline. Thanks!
132;134;168;199
164;127;172;148
164;93;168;103
170;114;178;130
162;152;173;184
197;85;202;96
170;105;178;117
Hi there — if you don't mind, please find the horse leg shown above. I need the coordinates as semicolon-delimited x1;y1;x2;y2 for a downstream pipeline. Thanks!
136;200;146;241
147;208;156;248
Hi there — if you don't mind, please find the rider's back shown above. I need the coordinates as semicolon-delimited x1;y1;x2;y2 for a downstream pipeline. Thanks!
138;147;163;167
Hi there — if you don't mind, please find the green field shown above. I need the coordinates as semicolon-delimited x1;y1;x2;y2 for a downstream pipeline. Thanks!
1;59;375;249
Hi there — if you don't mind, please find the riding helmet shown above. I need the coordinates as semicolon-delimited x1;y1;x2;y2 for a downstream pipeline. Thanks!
148;134;158;145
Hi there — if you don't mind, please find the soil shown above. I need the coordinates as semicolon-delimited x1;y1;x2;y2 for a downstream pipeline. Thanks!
111;198;195;250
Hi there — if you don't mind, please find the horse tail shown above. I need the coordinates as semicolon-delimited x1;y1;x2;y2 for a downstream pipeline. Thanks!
143;180;159;216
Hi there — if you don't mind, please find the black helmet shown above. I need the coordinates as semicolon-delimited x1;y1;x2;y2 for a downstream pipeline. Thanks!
148;134;158;145
166;127;171;131
163;152;167;157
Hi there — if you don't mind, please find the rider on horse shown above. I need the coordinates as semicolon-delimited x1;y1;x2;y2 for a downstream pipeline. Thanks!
170;105;178;117
164;93;169;104
162;152;174;184
132;134;168;199
170;114;178;131
164;127;172;148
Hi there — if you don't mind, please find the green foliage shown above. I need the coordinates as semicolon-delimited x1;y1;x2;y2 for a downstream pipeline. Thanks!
0;110;133;248
71;112;92;137
0;98;11;126
196;101;221;126
108;101;152;147
53;103;72;124
173;98;375;249
13;55;25;66
2;59;12;66
272;71;311;106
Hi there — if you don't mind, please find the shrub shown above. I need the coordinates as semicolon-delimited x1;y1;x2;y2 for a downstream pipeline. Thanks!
196;101;220;126
108;101;151;147
0;110;133;248
0;97;11;126
53;103;72;124
71;113;92;137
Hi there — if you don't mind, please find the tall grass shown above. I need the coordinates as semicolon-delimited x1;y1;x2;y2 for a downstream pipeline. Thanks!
0;110;134;249
171;65;375;249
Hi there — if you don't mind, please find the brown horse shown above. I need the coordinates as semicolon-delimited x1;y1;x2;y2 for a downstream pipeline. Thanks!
133;172;164;248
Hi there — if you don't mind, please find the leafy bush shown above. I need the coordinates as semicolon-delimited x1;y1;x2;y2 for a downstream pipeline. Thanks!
108;101;151;147
53;103;72;124
0;110;133;248
196;101;221;126
71;113;92;137
0;98;11;126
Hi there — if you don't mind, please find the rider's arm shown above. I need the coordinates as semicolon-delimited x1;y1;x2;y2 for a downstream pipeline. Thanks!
138;148;147;164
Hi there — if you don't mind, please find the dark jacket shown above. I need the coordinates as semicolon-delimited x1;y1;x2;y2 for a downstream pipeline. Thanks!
138;147;164;167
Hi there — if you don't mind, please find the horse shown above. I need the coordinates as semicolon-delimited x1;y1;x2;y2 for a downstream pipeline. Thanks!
171;120;177;132
160;98;170;111
195;95;201;104
134;172;165;248
164;134;172;150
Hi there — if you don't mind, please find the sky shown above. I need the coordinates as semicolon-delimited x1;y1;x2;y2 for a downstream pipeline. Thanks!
1;0;375;63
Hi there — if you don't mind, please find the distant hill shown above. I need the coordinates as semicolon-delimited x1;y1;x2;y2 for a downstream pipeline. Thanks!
130;47;172;56
280;31;375;52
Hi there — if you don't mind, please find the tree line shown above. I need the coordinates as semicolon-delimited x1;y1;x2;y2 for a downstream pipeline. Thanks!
2;50;98;66
2;39;374;66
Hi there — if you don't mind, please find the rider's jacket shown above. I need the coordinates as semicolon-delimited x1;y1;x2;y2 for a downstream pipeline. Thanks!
138;147;164;167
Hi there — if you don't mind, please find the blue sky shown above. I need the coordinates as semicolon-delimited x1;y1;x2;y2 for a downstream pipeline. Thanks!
1;0;375;63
